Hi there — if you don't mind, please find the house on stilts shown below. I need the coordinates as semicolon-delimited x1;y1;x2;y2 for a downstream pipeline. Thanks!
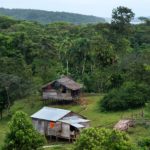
31;107;90;141
42;76;82;102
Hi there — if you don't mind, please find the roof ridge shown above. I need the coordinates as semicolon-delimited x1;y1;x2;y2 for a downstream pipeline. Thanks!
43;106;71;112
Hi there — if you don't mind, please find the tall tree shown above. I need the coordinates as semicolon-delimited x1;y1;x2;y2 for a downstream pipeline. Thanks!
0;89;7;119
111;6;135;35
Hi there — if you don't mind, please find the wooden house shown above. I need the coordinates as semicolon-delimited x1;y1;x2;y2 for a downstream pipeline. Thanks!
42;76;82;101
31;107;90;140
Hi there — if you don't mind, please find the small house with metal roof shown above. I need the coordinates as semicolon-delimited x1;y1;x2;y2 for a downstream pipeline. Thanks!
31;107;90;141
42;76;82;101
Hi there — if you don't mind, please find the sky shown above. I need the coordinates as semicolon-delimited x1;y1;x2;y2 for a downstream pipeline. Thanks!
0;0;149;18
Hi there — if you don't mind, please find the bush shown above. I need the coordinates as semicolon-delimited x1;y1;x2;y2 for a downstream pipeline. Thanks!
101;82;150;111
2;111;45;150
74;128;134;150
138;137;150;149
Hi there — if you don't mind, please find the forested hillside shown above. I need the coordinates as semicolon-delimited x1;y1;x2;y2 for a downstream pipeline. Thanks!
0;6;150;149
0;8;149;113
0;7;150;104
0;8;105;24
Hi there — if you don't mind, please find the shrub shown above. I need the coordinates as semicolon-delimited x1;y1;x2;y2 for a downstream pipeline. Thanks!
2;111;45;150
101;82;150;111
138;137;150;149
74;128;134;150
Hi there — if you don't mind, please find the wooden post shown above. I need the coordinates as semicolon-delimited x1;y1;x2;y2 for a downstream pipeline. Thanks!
50;135;52;142
141;108;144;118
55;131;57;142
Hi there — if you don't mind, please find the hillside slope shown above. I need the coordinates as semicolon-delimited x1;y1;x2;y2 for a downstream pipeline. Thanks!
0;8;105;24
0;95;150;149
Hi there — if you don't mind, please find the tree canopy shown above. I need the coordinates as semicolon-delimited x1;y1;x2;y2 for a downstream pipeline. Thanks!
2;111;45;150
74;128;134;150
0;6;149;114
111;6;135;35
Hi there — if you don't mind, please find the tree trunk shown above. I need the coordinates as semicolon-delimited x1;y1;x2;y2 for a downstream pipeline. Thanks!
5;87;10;114
0;110;2;120
82;56;86;75
66;59;69;75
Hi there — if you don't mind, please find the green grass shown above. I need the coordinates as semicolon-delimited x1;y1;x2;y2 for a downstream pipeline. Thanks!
128;125;150;144
0;117;9;146
0;94;150;149
0;95;43;148
43;143;73;150
48;95;143;127
10;95;43;115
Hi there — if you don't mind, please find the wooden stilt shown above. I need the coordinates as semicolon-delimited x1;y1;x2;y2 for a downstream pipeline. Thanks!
50;135;52;142
56;135;58;142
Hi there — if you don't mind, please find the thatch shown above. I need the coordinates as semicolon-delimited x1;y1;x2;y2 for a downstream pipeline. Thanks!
42;76;82;90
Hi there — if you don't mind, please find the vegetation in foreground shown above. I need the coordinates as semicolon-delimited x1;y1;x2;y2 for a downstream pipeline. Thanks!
74;128;134;150
2;111;45;150
0;95;150;149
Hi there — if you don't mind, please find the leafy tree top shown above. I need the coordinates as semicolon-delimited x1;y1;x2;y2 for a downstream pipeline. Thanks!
74;127;135;150
2;111;45;150
111;6;135;35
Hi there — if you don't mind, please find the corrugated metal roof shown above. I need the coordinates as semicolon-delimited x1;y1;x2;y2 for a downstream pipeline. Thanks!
71;123;84;128
59;116;89;128
31;107;70;121
59;116;90;124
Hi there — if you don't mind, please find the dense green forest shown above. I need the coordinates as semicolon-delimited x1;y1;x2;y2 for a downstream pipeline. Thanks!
0;6;150;149
0;8;105;24
0;6;150;116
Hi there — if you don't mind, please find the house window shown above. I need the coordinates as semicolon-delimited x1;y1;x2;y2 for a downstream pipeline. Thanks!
62;87;66;93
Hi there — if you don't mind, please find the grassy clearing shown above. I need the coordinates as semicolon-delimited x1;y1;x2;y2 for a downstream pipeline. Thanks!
49;95;143;127
43;143;73;150
0;95;43;148
0;94;150;149
0;117;9;146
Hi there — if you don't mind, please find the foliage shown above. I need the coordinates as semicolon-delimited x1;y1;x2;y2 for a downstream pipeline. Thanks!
0;8;105;24
2;111;45;150
138;137;150;149
111;6;135;35
0;6;149;149
0;73;33;118
74;128;134;150
0;95;149;148
0;89;7;119
101;82;150;111
0;6;149;111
